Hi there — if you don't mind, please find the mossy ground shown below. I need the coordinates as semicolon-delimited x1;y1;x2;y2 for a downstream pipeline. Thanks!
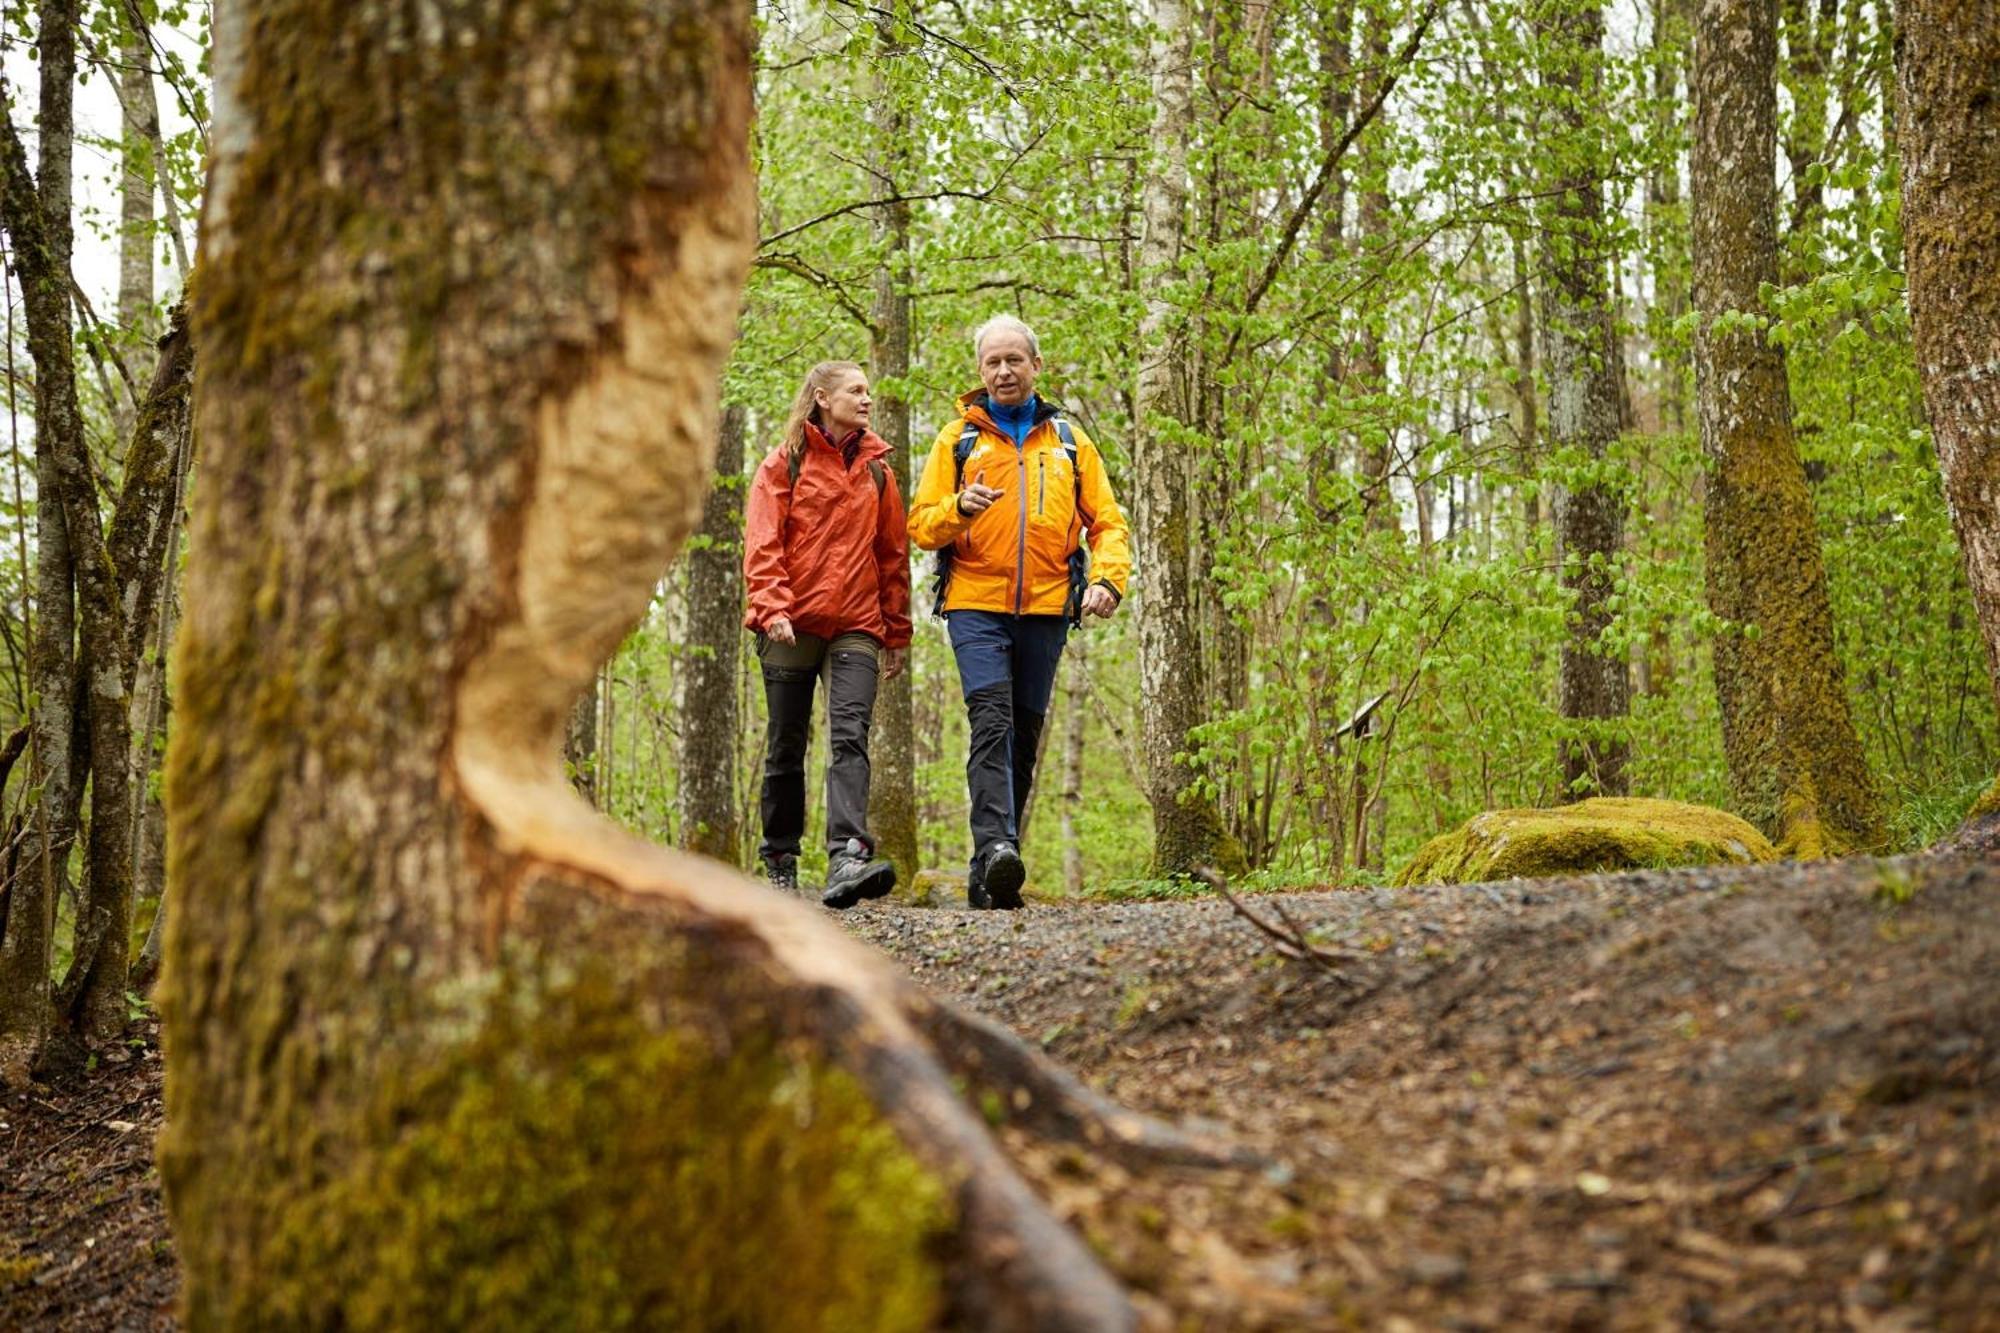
1395;796;1776;887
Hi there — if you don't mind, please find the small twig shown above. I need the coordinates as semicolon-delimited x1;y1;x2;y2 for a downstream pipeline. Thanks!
1194;866;1369;982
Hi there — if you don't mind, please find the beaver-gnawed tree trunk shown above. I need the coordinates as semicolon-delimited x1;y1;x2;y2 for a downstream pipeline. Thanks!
1894;0;2000;840
1536;0;1631;799
1689;0;1879;854
160;2;1217;1326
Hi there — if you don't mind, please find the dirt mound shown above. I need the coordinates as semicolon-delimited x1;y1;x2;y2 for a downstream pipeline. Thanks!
1396;796;1776;886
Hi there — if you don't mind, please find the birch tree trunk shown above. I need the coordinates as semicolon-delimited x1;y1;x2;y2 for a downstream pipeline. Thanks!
1132;0;1243;877
161;3;1173;1324
677;402;744;863
1537;0;1631;798
869;0;920;884
1690;0;1879;853
1894;0;2000;833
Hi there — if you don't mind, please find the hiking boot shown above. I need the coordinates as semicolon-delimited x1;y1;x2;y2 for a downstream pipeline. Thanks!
966;858;992;911
981;842;1026;911
763;854;799;893
822;838;896;910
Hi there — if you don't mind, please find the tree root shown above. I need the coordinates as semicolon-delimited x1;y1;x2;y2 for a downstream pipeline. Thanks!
913;995;1265;1172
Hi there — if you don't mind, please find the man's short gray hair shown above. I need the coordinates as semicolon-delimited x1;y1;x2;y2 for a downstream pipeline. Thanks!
973;313;1040;361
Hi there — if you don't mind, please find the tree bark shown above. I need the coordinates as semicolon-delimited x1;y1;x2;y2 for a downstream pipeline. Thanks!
677;402;744;863
0;0;84;1082
113;9;159;442
868;0;920;885
1537;0;1631;798
1060;641;1087;896
1893;0;2000;834
1132;0;1243;878
1690;0;1879;853
161;2;1184;1325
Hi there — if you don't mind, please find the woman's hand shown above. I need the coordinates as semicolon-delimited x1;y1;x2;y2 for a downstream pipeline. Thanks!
882;647;907;680
767;616;796;646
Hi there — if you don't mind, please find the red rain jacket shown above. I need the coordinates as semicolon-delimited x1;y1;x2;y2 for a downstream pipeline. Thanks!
743;423;912;649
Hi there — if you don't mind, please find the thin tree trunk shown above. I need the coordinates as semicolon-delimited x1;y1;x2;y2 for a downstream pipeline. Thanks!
160;4;1191;1324
1133;0;1243;878
563;686;597;802
113;12;157;442
1690;0;1879;853
0;0;83;1082
1537;0;1631;798
1059;641;1087;896
119;0;189;281
869;0;920;885
677;403;744;863
1894;0;2000;833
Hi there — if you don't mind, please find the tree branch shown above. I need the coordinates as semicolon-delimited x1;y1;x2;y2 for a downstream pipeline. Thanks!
757;130;1047;251
1222;0;1444;368
751;252;881;335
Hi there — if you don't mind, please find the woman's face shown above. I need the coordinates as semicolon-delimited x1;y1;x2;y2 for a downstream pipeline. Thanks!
816;371;872;439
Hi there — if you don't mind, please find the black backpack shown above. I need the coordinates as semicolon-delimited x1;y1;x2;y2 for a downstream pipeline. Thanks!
930;415;1091;625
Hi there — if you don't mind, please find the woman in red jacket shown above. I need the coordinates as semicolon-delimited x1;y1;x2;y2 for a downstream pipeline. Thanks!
742;361;911;907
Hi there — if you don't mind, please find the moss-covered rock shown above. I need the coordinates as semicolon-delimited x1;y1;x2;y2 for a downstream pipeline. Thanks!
1395;797;1777;887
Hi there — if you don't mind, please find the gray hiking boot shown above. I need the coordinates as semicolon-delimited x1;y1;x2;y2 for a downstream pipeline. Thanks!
822;838;896;909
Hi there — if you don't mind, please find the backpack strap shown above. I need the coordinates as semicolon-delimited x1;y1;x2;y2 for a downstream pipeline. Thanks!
950;421;981;486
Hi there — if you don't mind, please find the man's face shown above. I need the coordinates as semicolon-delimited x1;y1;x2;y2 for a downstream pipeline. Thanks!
978;330;1042;407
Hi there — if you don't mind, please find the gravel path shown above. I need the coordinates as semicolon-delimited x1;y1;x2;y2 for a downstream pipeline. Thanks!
841;853;2000;1330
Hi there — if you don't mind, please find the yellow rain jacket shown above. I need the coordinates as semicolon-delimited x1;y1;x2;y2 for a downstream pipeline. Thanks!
909;392;1132;617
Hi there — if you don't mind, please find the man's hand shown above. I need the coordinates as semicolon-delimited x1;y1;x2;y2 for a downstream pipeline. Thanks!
1081;584;1119;619
882;646;907;680
957;482;1003;516
766;615;796;646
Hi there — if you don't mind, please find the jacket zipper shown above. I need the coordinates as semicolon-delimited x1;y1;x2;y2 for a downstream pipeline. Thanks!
1014;441;1029;615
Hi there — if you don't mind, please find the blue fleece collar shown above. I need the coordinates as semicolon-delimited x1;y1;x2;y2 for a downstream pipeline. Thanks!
989;395;1040;447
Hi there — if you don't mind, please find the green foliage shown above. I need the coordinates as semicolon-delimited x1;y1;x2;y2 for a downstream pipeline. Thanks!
580;0;1990;885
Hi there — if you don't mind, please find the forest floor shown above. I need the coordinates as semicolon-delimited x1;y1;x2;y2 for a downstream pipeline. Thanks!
2;849;1995;1330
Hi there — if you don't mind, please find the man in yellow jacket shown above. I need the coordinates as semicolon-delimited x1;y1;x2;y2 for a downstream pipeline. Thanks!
909;315;1132;908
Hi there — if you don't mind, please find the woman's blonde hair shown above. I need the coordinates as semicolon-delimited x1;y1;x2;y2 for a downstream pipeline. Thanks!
779;361;865;467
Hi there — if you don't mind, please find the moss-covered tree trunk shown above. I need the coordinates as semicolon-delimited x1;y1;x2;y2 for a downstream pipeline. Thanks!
868;0;921;886
1536;0;1631;799
678;402;745;863
1132;0;1242;879
1689;0;1879;854
161;2;1160;1326
1894;0;2000;831
0;0;81;1082
0;0;179;1063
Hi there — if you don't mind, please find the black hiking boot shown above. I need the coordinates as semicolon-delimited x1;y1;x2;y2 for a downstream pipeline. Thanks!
763;853;799;893
981;842;1026;911
966;858;992;911
822;838;896;910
